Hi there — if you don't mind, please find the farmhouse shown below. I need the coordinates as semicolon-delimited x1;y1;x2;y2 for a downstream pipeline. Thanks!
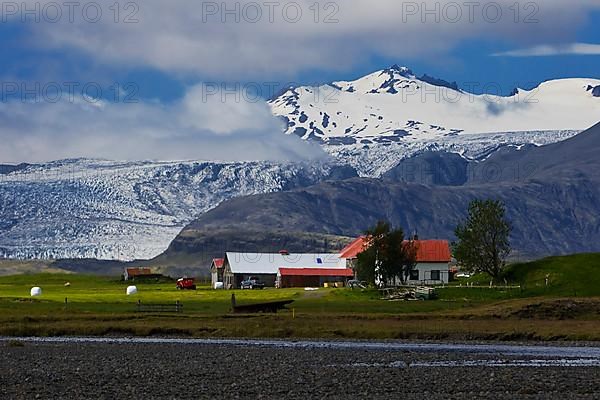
222;252;346;289
210;258;224;288
409;239;453;284
339;237;453;284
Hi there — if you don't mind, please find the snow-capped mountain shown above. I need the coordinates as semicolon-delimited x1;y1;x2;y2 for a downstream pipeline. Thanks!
0;159;352;260
269;65;600;176
2;66;599;262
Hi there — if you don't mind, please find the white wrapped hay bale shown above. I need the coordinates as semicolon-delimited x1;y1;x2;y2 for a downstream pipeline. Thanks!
126;285;138;296
214;282;224;290
30;287;42;297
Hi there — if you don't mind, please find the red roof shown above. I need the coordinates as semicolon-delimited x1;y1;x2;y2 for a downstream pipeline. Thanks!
339;236;367;259
410;240;452;263
212;258;224;269
339;237;451;263
278;268;354;277
126;267;152;276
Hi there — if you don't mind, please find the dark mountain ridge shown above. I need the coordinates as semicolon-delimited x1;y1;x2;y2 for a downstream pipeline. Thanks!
162;123;600;266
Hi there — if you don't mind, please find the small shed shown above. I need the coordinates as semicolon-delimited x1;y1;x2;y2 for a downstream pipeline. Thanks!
123;267;154;281
277;268;354;288
210;258;225;288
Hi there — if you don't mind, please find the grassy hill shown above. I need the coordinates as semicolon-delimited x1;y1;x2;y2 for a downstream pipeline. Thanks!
502;253;600;297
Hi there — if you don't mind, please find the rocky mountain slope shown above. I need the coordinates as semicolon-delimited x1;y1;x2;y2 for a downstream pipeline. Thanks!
1;65;599;263
169;123;600;262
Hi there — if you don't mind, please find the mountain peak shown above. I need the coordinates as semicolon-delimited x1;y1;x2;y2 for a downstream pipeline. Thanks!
388;64;414;77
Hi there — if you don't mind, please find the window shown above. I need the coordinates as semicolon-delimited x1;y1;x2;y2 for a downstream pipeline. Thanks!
316;258;323;264
409;270;419;281
430;270;441;281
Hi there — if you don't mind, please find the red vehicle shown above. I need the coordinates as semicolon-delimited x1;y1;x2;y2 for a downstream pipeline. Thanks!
176;277;197;290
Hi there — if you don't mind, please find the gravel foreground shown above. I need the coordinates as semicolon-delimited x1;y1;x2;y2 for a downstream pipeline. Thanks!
1;340;600;399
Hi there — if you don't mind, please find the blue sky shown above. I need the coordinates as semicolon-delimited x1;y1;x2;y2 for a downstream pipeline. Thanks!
1;4;599;100
0;0;599;162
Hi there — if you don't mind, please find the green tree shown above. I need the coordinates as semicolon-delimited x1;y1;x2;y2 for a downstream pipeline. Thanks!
454;199;511;279
355;221;416;286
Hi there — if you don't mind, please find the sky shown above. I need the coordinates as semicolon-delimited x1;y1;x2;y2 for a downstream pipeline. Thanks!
0;0;599;163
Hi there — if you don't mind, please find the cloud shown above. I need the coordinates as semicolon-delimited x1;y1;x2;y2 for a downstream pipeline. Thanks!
492;43;600;57
10;0;599;79
0;84;326;164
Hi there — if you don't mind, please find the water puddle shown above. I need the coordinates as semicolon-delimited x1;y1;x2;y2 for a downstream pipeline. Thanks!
3;336;600;362
411;359;600;367
346;359;600;368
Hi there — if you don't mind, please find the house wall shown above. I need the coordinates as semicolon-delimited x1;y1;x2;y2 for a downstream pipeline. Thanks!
280;275;320;288
279;275;351;288
338;258;358;277
211;268;224;287
337;257;349;269
223;265;234;289
408;262;451;284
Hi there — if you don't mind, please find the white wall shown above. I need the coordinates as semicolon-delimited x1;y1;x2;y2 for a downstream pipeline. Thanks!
409;262;450;284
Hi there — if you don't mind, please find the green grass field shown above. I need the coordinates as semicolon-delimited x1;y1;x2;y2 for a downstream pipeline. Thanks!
1;253;599;340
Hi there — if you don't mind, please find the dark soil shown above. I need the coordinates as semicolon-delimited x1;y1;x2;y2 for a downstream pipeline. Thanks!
512;299;600;319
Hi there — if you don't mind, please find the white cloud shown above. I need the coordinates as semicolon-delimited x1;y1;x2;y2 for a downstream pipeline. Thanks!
2;1;599;164
14;0;599;79
492;43;600;57
0;84;326;163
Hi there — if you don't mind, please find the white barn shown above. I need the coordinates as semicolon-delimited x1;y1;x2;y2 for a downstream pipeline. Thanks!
222;251;343;289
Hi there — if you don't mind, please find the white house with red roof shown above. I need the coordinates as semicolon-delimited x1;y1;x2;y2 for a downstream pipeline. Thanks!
339;236;453;284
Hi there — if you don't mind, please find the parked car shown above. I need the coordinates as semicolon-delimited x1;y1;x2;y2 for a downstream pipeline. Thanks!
240;277;265;289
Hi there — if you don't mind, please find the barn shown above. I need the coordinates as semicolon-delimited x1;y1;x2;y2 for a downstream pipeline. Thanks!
222;252;344;289
338;237;453;284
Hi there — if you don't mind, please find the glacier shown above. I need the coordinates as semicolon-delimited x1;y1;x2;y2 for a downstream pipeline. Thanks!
0;159;344;260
